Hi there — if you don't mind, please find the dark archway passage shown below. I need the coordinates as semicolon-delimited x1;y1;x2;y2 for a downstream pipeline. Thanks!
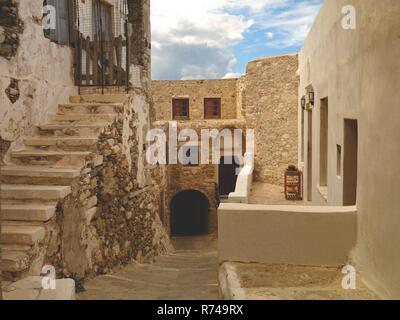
170;190;210;236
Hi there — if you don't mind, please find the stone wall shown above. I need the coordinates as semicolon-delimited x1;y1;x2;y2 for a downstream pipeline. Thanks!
0;0;23;59
0;0;77;154
166;164;218;234
89;94;170;273
28;95;171;282
241;54;299;185
151;79;238;121
152;119;246;234
151;55;299;187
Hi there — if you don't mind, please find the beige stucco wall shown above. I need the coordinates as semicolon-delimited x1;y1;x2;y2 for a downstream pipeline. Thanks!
0;0;77;154
218;203;357;266
242;54;299;185
299;0;400;298
151;79;238;121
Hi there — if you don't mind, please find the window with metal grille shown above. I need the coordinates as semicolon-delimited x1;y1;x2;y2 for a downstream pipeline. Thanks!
204;98;221;119
44;0;73;46
172;98;190;120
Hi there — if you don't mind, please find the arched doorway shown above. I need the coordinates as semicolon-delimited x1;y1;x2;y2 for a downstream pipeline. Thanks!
170;190;210;236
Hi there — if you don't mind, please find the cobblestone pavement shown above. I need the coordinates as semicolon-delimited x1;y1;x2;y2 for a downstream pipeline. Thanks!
78;235;218;300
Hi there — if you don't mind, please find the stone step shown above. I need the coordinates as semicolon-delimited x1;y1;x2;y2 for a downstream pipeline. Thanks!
1;250;30;273
2;244;32;252
11;150;92;166
0;184;71;201
49;113;117;123
38;123;107;137
69;94;127;104
24;137;98;150
59;103;123;115
3;277;76;300
1;203;57;222
0;165;81;185
1;225;45;245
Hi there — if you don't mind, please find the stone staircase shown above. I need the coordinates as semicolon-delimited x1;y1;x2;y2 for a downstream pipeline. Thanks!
0;97;124;279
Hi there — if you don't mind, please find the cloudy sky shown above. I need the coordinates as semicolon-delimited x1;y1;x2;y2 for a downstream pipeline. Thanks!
151;0;323;80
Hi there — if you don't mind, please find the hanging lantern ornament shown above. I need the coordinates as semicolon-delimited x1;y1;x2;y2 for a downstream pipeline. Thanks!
308;89;315;106
301;96;306;110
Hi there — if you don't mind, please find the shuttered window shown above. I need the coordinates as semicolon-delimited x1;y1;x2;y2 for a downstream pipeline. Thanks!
204;98;221;119
172;98;190;120
44;0;72;46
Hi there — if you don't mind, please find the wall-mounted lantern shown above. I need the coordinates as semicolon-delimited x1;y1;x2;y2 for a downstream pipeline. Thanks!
301;96;306;110
308;89;315;106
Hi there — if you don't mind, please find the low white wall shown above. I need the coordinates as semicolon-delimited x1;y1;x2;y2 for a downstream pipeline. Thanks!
228;153;254;203
218;203;357;266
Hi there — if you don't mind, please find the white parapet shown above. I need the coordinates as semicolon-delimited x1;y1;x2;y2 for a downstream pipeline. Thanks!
228;153;254;204
218;203;357;266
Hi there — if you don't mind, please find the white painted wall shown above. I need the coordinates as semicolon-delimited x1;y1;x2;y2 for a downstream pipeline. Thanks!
298;0;400;298
228;153;254;204
218;203;357;266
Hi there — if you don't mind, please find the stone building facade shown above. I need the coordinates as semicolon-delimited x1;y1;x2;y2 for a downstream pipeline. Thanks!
151;54;299;235
152;79;238;121
242;55;299;185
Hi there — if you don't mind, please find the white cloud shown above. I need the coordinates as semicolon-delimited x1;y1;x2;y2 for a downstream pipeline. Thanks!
265;32;274;39
223;72;243;79
151;0;323;80
152;0;254;79
255;1;323;48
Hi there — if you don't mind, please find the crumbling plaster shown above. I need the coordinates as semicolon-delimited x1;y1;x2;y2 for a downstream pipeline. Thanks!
0;0;77;155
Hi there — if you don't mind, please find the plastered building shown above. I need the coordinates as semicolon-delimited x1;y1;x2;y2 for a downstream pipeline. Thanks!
218;0;400;300
298;0;400;298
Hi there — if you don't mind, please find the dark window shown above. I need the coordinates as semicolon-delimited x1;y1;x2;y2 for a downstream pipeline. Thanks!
173;98;190;120
204;98;221;119
44;0;72;46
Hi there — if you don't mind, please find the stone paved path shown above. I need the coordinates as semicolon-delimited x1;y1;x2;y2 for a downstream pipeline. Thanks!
249;182;303;205
78;235;218;300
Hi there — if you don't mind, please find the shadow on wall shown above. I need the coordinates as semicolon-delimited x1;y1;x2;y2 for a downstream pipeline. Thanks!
0;137;11;164
170;190;210;236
